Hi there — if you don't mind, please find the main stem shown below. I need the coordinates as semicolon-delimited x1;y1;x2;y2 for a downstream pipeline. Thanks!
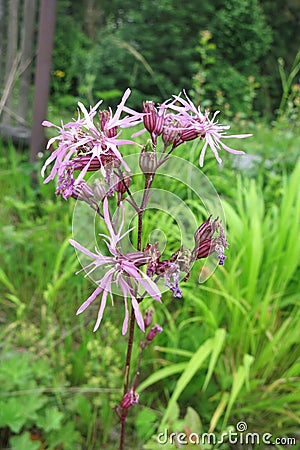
119;174;154;450
119;306;136;450
118;174;155;450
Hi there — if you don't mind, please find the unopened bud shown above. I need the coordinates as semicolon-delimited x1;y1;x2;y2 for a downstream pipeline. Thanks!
115;172;131;194
121;389;139;409
162;118;181;148
144;308;154;328
180;128;201;142
147;324;163;342
195;239;214;259
139;141;157;175
194;216;215;245
139;151;157;175
72;156;102;172
99;110;118;138
143;101;157;133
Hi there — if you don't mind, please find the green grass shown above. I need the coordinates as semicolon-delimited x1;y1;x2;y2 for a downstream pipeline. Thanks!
0;125;299;449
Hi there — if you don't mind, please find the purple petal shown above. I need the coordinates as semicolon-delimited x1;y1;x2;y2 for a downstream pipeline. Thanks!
131;295;145;332
78;101;95;129
199;140;209;167
93;288;109;332
69;239;98;259
110;88;131;126
42;120;57;127
206;134;223;164
220;141;246;155
76;285;103;314
123;263;161;302
222;133;253;139
103;198;116;242
122;295;129;335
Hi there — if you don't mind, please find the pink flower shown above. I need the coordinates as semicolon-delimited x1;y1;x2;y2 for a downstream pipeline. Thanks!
41;89;143;186
69;198;161;334
166;90;252;166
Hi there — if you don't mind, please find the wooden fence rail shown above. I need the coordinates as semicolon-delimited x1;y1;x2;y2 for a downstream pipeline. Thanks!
0;0;56;161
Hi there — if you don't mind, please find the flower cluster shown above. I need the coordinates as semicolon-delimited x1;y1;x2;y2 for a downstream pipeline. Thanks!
143;215;228;299
42;89;251;200
42;88;250;335
41;89;143;199
139;91;252;167
70;197;161;335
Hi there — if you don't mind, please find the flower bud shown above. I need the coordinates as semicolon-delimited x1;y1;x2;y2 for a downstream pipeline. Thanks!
99;110;118;137
180;127;201;142
195;239;214;259
144;308;154;328
115;172;132;194
139;141;157;175
154;106;165;136
192;217;228;264
147;324;163;342
162;117;182;148
194;216;215;246
143;101;157;133
72;156;102;172
121;389;139;409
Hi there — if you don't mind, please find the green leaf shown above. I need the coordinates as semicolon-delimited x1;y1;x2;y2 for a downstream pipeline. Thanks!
47;421;81;449
202;328;226;391
136;408;158;441
160;337;214;427
76;394;92;425
36;406;64;432
0;267;16;293
137;363;187;393
184;406;202;434
9;432;40;450
0;398;26;433
223;354;254;427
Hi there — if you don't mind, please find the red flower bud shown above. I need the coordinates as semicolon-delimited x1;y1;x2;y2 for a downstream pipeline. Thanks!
121;389;139;409
144;308;154;328
147;324;163;341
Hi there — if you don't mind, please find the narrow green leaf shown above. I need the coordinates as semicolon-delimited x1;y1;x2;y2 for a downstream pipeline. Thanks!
223;354;254;427
160;337;214;427
137;363;187;393
209;392;229;433
202;328;226;391
0;267;16;293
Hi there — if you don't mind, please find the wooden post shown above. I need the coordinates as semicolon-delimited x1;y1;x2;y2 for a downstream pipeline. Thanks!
2;0;19;125
18;0;37;123
29;0;56;163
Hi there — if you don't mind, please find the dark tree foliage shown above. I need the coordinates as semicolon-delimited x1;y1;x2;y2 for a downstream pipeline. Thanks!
51;0;298;117
259;0;300;114
202;0;272;116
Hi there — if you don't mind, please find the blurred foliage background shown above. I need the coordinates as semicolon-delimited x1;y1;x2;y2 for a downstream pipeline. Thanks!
0;0;300;449
50;0;300;121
